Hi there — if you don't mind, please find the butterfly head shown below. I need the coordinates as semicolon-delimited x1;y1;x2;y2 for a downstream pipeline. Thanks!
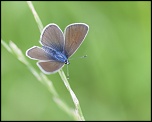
65;59;70;65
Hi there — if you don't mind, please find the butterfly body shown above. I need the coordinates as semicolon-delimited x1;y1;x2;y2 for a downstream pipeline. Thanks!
26;23;89;74
42;46;68;64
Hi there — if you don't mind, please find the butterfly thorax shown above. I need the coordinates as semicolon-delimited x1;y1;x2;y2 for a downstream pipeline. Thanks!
42;46;69;64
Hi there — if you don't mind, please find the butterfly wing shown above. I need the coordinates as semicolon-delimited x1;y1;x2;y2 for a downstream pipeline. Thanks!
37;61;64;74
64;23;89;58
26;46;51;61
40;24;64;52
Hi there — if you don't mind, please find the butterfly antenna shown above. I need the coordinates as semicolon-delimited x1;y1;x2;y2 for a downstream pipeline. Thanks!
80;55;87;58
69;54;87;60
66;64;70;79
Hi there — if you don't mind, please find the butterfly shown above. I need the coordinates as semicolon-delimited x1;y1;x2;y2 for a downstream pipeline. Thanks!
26;23;89;74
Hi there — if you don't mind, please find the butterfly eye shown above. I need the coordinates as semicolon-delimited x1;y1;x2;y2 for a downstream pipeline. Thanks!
65;60;70;65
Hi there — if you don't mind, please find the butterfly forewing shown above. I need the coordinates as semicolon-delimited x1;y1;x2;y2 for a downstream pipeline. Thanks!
40;24;64;52
64;23;89;58
26;46;51;61
37;61;64;74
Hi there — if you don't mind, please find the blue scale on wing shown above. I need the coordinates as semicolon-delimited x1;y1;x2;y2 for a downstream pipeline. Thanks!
42;46;67;63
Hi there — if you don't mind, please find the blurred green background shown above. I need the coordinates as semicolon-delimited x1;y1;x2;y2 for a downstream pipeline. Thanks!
1;1;151;121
